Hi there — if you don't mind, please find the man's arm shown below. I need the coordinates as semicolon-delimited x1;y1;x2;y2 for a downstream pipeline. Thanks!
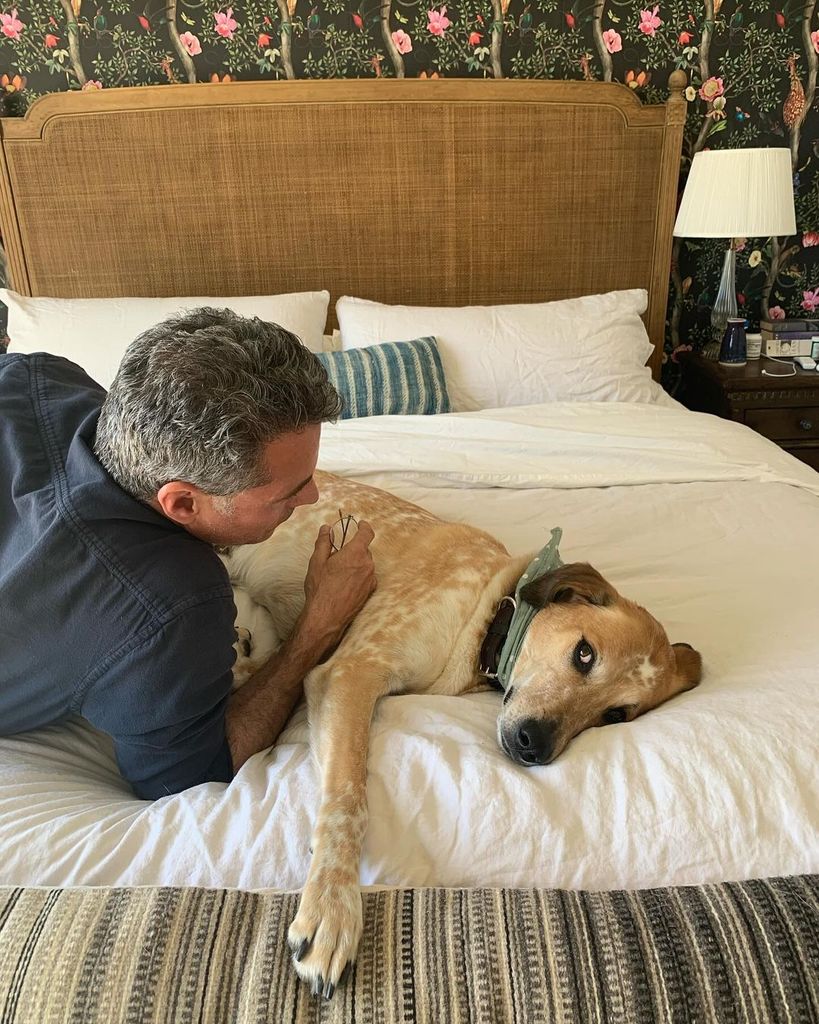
224;609;330;771
225;521;376;772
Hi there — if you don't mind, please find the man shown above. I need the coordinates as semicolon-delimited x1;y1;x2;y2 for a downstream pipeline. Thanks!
0;308;376;799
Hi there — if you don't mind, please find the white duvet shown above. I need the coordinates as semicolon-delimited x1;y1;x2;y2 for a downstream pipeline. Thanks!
1;401;818;891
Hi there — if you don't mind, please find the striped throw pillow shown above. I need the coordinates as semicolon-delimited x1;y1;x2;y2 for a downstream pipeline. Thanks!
316;337;451;419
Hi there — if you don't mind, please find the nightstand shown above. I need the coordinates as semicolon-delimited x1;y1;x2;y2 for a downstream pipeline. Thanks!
678;353;819;471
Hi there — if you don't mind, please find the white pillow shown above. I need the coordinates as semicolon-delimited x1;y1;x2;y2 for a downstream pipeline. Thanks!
336;290;664;411
2;289;330;389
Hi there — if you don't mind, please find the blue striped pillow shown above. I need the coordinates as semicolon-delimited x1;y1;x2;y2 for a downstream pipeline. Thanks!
316;337;451;419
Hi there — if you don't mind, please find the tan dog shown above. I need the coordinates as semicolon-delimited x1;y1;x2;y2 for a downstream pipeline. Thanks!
221;470;702;997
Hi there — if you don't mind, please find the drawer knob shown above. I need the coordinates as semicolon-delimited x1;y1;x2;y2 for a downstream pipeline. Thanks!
799;419;813;431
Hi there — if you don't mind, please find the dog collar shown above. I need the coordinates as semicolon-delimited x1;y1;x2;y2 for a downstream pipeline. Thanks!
479;527;564;691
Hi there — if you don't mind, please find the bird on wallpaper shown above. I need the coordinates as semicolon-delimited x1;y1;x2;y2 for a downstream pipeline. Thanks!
308;6;321;35
518;5;532;35
728;7;744;42
783;54;805;130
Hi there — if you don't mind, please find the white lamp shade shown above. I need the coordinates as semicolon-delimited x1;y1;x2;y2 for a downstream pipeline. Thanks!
673;147;796;239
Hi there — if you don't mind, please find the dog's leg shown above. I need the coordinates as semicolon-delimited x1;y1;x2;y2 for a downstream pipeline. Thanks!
287;658;390;997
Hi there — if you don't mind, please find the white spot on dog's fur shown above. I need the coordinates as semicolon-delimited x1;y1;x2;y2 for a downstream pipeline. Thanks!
635;656;657;686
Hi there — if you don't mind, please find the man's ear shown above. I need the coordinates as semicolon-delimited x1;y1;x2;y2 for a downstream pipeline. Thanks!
155;481;199;525
672;642;703;691
519;562;618;608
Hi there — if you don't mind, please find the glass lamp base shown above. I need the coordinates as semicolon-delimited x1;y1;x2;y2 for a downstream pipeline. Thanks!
702;338;722;361
704;246;739;361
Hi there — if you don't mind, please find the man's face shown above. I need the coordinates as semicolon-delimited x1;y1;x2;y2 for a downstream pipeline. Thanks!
155;424;321;546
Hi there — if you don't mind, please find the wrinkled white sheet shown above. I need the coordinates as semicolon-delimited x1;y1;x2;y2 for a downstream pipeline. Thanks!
1;401;818;891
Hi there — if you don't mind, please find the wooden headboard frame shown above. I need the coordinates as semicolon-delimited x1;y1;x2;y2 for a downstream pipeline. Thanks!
0;74;686;378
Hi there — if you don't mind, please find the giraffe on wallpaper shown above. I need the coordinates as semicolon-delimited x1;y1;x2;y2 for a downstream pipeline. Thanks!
760;16;818;322
0;0;817;378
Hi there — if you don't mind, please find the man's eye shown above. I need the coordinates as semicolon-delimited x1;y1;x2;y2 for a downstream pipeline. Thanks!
573;639;595;674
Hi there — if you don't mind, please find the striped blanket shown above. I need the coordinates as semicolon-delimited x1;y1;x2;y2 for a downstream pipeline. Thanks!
0;879;817;1023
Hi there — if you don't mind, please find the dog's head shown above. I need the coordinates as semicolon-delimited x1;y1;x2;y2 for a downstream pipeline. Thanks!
497;562;701;766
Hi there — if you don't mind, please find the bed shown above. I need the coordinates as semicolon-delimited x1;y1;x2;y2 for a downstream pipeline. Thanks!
0;77;817;1023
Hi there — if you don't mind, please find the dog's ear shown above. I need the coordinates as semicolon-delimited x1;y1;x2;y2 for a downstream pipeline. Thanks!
520;562;618;609
672;642;702;691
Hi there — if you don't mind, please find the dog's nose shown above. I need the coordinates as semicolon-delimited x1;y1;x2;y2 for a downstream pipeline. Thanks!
504;718;557;765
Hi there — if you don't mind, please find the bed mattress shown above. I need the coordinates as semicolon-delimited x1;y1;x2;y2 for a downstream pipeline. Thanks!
1;401;817;891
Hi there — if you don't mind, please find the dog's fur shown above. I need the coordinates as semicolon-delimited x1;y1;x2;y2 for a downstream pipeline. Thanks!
220;470;702;995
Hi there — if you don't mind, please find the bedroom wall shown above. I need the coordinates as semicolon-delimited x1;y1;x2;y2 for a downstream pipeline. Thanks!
0;0;817;383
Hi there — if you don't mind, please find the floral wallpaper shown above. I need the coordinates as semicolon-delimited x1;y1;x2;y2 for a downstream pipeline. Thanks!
0;0;817;386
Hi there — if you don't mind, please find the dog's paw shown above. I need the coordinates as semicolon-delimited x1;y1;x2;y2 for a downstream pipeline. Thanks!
287;873;362;998
234;626;252;658
231;628;258;690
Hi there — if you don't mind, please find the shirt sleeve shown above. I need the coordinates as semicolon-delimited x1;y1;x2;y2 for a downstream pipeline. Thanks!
80;597;237;799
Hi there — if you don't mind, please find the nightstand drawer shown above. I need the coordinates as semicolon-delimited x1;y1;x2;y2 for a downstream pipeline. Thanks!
784;445;819;471
744;406;819;441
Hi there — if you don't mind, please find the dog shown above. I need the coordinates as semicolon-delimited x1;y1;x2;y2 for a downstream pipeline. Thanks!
221;470;702;997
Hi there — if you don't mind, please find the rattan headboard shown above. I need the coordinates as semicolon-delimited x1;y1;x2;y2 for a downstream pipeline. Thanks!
0;75;686;377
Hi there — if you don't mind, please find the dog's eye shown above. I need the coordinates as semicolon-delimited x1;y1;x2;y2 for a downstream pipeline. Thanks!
602;706;628;725
573;639;595;675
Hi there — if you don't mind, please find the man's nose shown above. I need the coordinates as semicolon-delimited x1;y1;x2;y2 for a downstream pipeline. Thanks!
296;481;320;507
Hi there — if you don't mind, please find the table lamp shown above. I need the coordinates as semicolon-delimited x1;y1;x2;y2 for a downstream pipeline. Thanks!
673;147;797;359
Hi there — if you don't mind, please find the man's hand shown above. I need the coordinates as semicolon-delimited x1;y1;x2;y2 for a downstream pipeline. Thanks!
225;520;377;773
299;521;377;657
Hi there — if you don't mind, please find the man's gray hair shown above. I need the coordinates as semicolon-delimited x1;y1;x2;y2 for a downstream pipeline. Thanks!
94;307;342;501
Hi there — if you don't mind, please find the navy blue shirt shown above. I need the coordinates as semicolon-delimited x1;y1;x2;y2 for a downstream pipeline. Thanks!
0;352;236;799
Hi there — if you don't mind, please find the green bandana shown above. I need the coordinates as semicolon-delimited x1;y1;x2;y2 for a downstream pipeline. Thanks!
495;527;564;692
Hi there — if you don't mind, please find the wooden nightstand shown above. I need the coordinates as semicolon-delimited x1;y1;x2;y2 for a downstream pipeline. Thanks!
678;353;819;471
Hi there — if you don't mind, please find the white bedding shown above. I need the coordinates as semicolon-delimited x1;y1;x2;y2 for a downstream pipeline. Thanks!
1;401;818;891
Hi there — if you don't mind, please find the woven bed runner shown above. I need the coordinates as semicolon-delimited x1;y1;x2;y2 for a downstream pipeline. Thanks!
0;879;817;1023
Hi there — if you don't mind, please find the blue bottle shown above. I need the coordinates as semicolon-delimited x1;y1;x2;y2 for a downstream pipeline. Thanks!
718;318;747;367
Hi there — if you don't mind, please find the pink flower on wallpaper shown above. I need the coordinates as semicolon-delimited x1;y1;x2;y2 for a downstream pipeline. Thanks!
801;288;819;312
602;28;622;52
671;343;693;363
427;7;451;36
180;31;202;55
391;29;412;53
638;6;661;36
82;80;103;90
802;231;819;247
811;29;819;53
698;76;724;102
44;32;58;47
0;9;24;40
468;30;481;45
214;8;238;39
767;306;786;320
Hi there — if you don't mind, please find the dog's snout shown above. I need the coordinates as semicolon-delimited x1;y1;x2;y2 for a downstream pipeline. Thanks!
503;717;557;766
